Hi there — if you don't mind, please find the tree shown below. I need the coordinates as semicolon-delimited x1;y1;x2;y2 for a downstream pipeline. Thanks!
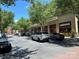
0;0;31;6
0;0;34;31
1;0;15;6
28;1;56;32
17;17;31;30
0;0;15;31
0;10;14;31
55;0;79;16
12;22;20;30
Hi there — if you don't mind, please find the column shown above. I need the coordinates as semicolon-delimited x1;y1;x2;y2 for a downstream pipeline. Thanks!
71;16;78;34
56;23;59;33
48;25;50;34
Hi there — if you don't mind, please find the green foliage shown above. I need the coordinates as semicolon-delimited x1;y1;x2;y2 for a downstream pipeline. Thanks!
28;1;56;32
1;0;33;31
29;1;55;25
55;0;79;15
0;9;14;30
12;23;20;30
1;0;35;6
0;0;15;31
17;17;31;30
43;0;56;19
1;0;15;6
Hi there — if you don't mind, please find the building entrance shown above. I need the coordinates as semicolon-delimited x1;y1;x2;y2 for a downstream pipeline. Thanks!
49;24;56;33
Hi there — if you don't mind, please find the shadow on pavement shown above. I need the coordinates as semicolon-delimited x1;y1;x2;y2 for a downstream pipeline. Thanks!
0;46;38;59
49;38;79;47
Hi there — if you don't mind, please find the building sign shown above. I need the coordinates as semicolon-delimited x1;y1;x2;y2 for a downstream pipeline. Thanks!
59;22;71;33
60;23;70;26
59;22;71;27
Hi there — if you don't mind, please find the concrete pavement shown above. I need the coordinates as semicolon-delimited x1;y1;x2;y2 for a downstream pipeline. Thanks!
8;36;77;59
54;47;79;59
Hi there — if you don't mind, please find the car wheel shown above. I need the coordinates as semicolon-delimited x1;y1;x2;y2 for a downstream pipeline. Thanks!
45;38;49;42
31;37;34;40
48;39;54;43
37;37;40;42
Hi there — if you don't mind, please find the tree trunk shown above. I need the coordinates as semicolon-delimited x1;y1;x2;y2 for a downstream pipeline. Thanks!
41;24;44;32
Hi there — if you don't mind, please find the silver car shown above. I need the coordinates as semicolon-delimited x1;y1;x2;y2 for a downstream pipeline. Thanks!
31;32;49;42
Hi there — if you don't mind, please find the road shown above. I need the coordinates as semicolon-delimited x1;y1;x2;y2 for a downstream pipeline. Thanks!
0;36;78;59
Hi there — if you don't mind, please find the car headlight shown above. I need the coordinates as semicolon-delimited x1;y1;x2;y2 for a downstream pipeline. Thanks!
2;41;9;45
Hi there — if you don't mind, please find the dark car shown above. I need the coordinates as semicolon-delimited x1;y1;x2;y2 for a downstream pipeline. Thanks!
19;30;26;36
0;32;12;54
25;32;31;36
20;32;26;36
49;33;64;43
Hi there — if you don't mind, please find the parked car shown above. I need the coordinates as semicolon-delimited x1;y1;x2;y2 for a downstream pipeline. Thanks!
14;33;19;36
6;34;13;38
31;32;49;42
14;30;20;36
48;33;64;43
0;32;12;54
19;30;26;36
25;32;31;36
20;32;26;36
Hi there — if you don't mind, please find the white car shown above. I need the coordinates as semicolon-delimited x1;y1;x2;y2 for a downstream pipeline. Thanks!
31;32;50;42
6;34;13;38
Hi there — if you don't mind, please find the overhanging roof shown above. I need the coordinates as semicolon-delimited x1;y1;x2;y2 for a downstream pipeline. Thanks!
31;24;41;28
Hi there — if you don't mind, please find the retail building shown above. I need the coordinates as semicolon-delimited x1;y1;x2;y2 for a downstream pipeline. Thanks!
31;14;79;36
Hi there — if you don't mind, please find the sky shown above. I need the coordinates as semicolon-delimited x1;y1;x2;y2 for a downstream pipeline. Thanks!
1;0;51;21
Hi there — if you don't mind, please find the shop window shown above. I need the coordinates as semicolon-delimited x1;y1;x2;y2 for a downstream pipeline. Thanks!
59;22;71;35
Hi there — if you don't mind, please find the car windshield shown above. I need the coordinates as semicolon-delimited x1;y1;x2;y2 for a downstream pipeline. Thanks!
32;32;48;34
36;32;41;34
42;32;48;34
0;33;7;39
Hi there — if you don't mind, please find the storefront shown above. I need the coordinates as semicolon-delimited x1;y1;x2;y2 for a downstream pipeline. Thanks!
31;14;79;36
43;26;48;32
59;22;71;36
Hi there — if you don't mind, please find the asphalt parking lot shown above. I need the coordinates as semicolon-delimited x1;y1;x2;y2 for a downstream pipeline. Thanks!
0;36;79;59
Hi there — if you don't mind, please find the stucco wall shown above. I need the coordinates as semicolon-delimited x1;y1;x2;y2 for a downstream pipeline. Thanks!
58;14;75;23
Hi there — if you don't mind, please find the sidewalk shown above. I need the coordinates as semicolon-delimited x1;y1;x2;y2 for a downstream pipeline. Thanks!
65;36;79;39
54;47;79;59
65;36;71;39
